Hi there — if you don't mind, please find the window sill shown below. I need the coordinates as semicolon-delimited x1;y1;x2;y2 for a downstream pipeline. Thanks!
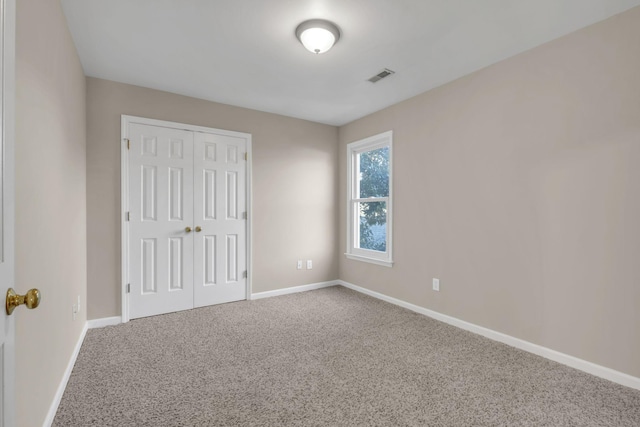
345;253;394;268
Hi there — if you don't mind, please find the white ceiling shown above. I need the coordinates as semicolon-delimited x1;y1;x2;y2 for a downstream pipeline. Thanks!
61;0;640;126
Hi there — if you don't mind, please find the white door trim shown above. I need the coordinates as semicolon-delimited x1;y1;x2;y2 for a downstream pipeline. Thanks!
120;115;252;322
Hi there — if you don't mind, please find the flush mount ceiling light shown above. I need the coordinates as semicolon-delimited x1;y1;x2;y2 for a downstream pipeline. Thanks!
295;19;341;54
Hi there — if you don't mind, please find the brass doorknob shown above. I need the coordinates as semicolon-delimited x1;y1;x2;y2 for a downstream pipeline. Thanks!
6;288;41;315
195;226;202;232
185;227;192;233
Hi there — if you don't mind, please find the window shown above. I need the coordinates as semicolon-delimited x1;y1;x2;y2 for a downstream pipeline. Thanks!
346;131;393;267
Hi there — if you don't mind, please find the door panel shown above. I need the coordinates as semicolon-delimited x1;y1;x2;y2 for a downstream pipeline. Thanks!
193;132;247;307
0;0;15;424
126;120;248;319
129;124;194;319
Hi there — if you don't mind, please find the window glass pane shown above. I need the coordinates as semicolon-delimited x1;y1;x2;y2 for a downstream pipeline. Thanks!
358;201;387;252
358;147;389;198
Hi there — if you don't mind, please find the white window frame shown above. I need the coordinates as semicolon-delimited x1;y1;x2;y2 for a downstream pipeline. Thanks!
346;131;393;267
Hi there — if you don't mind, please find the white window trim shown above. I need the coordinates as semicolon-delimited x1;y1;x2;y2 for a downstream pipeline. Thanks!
345;131;393;267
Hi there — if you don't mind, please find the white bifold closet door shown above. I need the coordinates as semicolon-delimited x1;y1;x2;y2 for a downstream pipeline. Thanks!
129;124;195;319
128;123;247;320
193;132;247;307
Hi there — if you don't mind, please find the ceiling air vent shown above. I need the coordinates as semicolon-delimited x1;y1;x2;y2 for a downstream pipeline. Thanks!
368;68;395;83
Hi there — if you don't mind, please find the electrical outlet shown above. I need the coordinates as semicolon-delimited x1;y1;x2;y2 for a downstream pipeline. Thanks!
306;260;313;270
297;260;303;270
72;303;78;321
432;278;440;292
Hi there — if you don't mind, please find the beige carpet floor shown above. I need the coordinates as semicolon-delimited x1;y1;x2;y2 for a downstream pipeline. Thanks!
54;286;640;426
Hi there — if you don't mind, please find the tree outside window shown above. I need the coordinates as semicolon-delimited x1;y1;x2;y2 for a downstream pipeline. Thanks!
358;147;388;251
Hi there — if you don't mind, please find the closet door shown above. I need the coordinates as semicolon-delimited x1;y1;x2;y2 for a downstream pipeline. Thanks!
128;124;195;319
193;131;247;307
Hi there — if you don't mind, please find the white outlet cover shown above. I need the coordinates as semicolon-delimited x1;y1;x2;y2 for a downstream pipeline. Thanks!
433;278;440;291
306;260;313;269
297;260;303;270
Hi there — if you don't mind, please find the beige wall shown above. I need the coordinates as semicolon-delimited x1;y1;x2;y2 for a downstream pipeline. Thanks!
339;7;640;377
15;0;87;425
86;78;338;319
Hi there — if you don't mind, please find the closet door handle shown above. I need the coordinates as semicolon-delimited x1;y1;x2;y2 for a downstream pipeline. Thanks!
185;227;192;233
195;226;202;232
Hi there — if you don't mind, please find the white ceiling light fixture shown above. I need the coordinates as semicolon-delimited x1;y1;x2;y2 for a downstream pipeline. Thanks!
295;19;341;54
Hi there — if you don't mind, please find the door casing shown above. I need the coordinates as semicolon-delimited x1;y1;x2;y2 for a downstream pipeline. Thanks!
120;115;253;323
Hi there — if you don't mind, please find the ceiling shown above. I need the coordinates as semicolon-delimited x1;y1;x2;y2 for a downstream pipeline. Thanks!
61;0;640;126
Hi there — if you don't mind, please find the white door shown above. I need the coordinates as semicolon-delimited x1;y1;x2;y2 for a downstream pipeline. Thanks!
193;132;247;307
125;118;249;319
128;124;195;319
0;0;16;424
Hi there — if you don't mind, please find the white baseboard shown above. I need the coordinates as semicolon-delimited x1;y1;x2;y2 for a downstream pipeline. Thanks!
87;316;122;329
337;280;640;391
43;322;89;427
251;280;337;300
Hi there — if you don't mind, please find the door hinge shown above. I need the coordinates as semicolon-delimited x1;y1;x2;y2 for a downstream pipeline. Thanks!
244;152;248;161
243;271;247;279
126;283;130;293
242;211;247;219
126;212;130;221
125;138;130;150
